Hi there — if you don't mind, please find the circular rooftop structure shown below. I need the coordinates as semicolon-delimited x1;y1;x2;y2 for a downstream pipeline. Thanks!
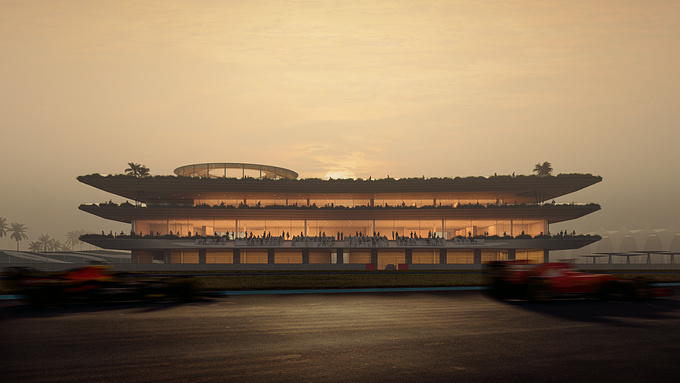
174;163;298;180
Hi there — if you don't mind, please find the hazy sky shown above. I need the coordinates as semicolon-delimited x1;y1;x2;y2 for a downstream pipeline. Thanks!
1;1;679;247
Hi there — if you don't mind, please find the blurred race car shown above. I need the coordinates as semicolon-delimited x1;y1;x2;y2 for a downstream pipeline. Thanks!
486;260;667;301
5;265;195;306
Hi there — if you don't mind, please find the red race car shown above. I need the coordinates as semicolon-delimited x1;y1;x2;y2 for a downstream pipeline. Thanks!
5;265;194;307
486;260;662;301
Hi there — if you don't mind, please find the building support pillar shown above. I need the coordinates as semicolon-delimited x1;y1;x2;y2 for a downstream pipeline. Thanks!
268;249;275;264
370;249;378;265
405;249;413;264
543;249;550;263
336;248;344;264
473;249;482;264
233;249;241;264
507;249;516;261
163;250;171;264
198;249;206;264
439;249;447;264
302;249;310;264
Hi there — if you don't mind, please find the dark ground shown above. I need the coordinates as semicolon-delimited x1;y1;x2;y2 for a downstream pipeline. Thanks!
2;291;680;382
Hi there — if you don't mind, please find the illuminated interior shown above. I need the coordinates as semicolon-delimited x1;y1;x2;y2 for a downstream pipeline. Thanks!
191;194;503;208
132;218;548;239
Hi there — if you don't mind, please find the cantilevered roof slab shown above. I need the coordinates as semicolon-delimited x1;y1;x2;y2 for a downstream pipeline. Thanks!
78;173;602;205
79;203;600;225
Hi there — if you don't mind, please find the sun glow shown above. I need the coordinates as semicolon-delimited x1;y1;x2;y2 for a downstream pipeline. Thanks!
323;168;356;180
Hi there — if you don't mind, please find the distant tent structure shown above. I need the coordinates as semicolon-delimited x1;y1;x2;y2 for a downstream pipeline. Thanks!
581;226;680;264
641;234;664;263
619;235;637;252
670;234;680;252
668;234;680;263
616;235;643;264
595;236;614;253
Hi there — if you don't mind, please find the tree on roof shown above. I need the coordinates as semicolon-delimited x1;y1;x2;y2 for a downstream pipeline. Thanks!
533;161;553;176
125;162;150;177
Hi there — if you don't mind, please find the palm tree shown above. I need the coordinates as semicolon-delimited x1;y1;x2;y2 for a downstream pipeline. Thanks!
28;241;42;252
533;161;553;176
125;162;150;177
0;217;8;238
36;233;51;252
65;230;81;251
48;239;64;252
77;229;92;250
8;223;29;251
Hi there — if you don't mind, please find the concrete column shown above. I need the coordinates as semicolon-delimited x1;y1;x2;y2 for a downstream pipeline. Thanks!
233;249;241;264
199;249;207;264
268;249;275;264
439;249;447;264
473;249;482;264
543;249;550;263
163;250;172;264
508;249;516;261
405;249;413;264
370;249;378;265
336;248;344;264
302;249;310;264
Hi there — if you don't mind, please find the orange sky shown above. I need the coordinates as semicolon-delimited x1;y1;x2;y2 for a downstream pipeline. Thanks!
1;1;679;245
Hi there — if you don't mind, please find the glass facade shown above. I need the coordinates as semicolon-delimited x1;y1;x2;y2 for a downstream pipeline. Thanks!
134;218;548;239
131;247;547;265
82;168;602;266
190;196;504;208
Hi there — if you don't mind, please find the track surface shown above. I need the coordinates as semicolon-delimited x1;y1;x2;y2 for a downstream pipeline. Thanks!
2;292;680;382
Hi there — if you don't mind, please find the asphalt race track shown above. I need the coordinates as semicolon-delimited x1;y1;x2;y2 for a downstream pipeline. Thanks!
2;291;680;382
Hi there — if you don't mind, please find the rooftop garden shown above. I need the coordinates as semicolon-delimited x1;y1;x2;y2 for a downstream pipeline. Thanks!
79;173;600;182
82;201;601;210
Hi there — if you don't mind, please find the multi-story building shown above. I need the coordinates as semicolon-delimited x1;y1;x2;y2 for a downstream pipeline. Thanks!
79;162;601;268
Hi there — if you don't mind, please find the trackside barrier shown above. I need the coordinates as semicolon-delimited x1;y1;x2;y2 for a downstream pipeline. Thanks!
398;263;409;270
365;263;376;271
